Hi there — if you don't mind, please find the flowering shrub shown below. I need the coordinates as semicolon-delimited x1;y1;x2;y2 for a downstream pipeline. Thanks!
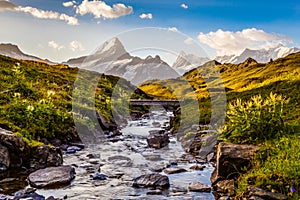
221;92;290;144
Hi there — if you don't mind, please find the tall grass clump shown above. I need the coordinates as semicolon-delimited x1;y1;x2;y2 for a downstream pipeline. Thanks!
221;92;290;144
237;134;300;199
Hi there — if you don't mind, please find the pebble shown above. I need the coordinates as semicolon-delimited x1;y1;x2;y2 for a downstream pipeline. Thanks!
91;173;108;180
190;165;206;171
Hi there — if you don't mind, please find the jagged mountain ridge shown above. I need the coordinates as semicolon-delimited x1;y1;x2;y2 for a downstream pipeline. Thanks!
172;51;210;74
66;38;179;85
0;43;52;63
215;45;300;64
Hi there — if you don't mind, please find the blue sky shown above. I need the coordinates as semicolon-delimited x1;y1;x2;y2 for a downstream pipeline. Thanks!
0;0;299;63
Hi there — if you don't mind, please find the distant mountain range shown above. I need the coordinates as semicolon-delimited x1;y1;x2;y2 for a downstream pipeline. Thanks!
65;38;179;85
0;40;299;84
0;43;53;64
172;51;210;74
215;45;300;64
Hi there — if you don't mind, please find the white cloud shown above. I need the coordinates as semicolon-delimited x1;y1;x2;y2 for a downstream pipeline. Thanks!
198;28;293;56
76;0;133;19
63;1;75;7
184;37;194;45
0;1;78;25
69;40;85;51
181;3;188;9
48;41;65;50
168;27;178;32
139;13;152;19
17;6;79;25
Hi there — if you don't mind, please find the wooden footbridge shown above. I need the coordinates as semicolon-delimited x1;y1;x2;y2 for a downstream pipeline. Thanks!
130;99;181;106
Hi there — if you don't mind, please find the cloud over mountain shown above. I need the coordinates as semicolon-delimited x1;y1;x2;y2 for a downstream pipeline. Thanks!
198;28;293;56
76;0;133;19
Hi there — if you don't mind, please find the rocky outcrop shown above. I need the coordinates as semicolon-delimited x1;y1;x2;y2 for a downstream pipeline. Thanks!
211;142;260;185
28;166;75;188
132;174;170;189
29;145;63;169
147;130;169;149
0;128;26;170
211;142;260;199
0;127;63;172
0;144;10;171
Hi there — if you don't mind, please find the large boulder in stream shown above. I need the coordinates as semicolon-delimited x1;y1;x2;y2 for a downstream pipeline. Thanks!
147;130;169;149
28;165;75;188
133;174;170;189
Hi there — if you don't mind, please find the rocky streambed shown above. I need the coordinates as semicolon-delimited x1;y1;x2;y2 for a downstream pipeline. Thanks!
0;107;216;199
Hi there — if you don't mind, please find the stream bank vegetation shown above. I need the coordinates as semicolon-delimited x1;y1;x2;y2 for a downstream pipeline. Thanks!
139;53;300;199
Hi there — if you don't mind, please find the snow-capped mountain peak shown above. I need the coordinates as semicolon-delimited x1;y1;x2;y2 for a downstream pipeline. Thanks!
66;37;179;85
172;51;210;74
215;45;300;64
96;37;126;55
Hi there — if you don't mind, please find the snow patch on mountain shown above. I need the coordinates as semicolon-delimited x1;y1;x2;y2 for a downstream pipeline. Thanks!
172;51;210;74
215;45;300;64
66;38;179;85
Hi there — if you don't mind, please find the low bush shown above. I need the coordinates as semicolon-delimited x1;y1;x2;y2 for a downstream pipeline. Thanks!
220;92;290;144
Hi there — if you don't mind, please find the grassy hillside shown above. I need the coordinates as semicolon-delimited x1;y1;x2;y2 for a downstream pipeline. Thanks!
0;55;146;144
139;52;300;198
140;53;300;124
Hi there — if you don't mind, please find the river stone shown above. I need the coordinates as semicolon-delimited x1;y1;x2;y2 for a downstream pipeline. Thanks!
133;174;170;189
90;173;107;180
147;132;169;149
188;182;211;192
215;179;235;195
190;165;205;171
163;167;187;174
30;145;63;169
0;144;10;171
28;166;75;188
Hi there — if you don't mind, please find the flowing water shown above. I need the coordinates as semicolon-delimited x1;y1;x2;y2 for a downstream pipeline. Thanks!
2;107;215;199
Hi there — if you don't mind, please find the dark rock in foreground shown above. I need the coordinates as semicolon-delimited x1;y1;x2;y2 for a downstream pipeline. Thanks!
0;128;26;170
133;174;170;189
90;173;107;180
188;182;211;192
28;166;75;188
0;127;63;172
